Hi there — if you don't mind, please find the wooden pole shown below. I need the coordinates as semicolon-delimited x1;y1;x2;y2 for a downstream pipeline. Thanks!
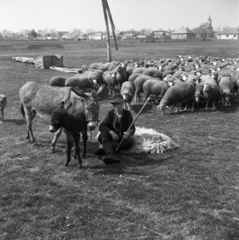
115;97;151;153
105;0;118;51
102;0;112;62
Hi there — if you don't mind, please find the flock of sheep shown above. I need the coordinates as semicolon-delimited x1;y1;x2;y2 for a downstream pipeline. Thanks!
49;54;239;114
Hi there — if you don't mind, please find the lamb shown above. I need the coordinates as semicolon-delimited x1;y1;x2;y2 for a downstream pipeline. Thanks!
120;81;135;110
49;76;68;87
218;76;233;106
49;105;88;168
133;75;152;102
0;94;7;122
65;76;97;91
143;79;169;104
202;78;219;110
158;79;196;114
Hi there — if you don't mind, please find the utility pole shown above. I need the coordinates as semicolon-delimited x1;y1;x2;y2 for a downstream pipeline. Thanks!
101;0;118;62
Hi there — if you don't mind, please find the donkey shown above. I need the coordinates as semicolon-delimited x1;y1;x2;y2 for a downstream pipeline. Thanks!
19;81;102;152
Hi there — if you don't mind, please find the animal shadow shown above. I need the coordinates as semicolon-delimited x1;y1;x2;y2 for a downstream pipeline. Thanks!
3;119;25;125
90;153;171;176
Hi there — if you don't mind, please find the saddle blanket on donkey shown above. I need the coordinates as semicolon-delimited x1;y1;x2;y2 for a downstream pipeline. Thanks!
96;127;179;154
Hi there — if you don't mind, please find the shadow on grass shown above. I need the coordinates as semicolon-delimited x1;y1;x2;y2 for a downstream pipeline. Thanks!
4;118;25;125
131;103;153;114
89;152;172;176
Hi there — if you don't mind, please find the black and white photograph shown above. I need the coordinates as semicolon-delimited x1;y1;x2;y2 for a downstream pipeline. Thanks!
0;0;239;239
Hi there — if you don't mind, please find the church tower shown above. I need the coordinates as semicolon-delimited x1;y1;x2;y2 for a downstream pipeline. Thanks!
207;15;213;31
207;15;214;39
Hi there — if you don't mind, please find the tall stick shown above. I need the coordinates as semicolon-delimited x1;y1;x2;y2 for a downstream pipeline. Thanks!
115;97;151;153
102;0;112;62
105;0;118;51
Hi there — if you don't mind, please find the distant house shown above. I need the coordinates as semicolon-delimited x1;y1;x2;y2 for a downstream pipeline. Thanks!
122;33;137;40
171;27;196;40
58;31;68;39
88;32;104;40
47;33;59;40
76;33;89;40
215;28;239;40
136;35;147;39
62;33;73;40
150;30;170;39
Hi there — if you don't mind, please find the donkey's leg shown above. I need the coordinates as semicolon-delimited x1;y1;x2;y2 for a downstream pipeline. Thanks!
65;135;73;167
51;127;63;152
25;109;36;142
73;134;82;168
81;129;88;158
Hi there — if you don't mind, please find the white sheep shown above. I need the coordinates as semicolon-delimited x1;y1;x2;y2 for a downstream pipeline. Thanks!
202;78;219;110
143;79;169;104
120;81;135;110
158;80;196;114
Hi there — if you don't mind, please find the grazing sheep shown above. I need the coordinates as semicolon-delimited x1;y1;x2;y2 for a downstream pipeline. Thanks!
162;69;175;79
80;69;104;86
89;62;114;72
143;79;168;104
218;76;233;106
65;76;97;91
120;81;135;110
128;73;143;84
102;70;118;95
133;67;148;74
202;78;219;110
158;80;196;114
194;82;205;106
143;69;163;79
111;65;128;89
133;75;152;102
49;76;68;87
49;105;88;168
0;94;7;122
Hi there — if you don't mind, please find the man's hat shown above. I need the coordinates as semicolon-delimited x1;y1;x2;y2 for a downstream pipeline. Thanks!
110;93;126;104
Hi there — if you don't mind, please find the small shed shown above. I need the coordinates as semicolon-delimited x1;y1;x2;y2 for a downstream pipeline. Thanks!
34;55;63;69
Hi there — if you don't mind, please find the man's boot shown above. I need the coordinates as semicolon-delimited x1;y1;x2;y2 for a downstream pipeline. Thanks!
95;145;105;156
101;140;120;165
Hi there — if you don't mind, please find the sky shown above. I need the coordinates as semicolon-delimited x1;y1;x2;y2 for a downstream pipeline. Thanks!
0;0;238;33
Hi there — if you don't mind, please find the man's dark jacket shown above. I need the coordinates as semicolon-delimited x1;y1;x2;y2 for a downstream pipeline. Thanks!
99;109;135;137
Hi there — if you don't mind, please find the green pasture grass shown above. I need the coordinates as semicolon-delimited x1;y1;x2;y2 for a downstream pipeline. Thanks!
0;40;239;239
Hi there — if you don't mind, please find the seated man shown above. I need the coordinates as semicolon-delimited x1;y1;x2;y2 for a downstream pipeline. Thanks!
95;93;135;164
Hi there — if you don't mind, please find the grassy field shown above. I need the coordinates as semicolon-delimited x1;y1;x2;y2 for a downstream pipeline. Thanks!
0;39;239;240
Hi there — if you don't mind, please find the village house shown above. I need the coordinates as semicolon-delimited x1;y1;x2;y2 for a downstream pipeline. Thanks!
215;28;239;40
171;27;196;40
88;32;104;40
122;33;137;40
151;30;170;39
76;33;89;40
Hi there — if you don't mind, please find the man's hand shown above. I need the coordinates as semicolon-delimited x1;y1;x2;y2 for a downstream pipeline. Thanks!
109;131;119;141
122;132;130;139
